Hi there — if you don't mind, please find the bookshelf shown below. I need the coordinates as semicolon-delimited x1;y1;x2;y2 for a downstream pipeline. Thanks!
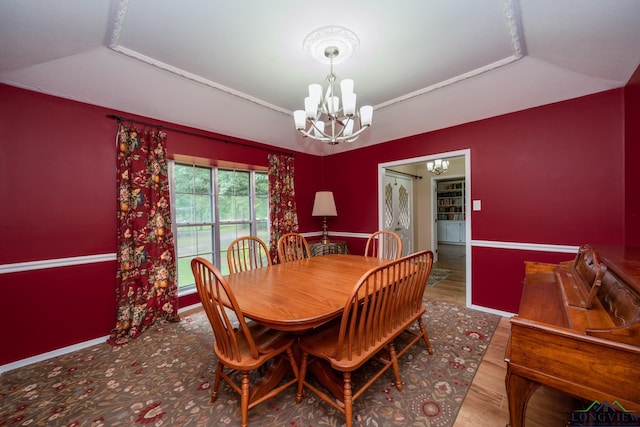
437;180;465;221
436;179;466;244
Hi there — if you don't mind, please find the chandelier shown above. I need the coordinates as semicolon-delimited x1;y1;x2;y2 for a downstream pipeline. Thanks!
427;159;449;175
293;26;373;145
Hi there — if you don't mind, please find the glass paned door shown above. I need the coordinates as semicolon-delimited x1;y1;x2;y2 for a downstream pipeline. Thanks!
384;173;413;256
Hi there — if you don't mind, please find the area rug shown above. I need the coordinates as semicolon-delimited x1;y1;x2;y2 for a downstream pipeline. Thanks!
0;300;499;427
427;268;453;287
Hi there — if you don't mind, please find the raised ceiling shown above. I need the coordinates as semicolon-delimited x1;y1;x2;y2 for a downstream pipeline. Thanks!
1;0;639;156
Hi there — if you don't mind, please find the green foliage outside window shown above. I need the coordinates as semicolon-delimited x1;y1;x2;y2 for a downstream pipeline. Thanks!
172;163;268;290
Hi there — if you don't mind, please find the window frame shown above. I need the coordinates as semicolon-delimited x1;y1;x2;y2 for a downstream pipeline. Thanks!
169;161;268;296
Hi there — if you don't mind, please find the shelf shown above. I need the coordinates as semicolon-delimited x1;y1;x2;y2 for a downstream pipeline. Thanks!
436;179;465;222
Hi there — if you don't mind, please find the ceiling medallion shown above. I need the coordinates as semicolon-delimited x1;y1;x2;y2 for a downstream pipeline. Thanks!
303;26;360;65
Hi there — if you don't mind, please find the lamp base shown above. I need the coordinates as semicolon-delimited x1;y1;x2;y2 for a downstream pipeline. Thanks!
320;216;331;244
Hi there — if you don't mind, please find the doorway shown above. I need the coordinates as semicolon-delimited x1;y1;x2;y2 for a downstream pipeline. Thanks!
378;149;470;306
432;172;466;262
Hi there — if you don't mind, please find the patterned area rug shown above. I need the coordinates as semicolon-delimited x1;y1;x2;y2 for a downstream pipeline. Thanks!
0;300;499;427
427;268;453;287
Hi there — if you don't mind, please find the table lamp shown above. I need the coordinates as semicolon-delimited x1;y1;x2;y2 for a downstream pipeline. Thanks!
312;191;337;244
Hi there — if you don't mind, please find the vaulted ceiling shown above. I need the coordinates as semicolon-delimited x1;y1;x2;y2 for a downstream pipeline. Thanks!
1;0;639;155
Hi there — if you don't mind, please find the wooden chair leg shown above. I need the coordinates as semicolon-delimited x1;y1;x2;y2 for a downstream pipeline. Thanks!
343;372;353;427
418;318;434;355
285;347;299;380
388;342;403;391
296;353;308;404
240;372;250;427
211;361;223;403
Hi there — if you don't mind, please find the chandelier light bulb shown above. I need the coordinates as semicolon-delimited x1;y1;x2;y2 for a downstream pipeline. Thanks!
340;79;354;96
344;120;354;136
313;121;325;137
304;97;317;118
343;93;356;116
309;84;322;103
360;105;373;127
294;110;306;130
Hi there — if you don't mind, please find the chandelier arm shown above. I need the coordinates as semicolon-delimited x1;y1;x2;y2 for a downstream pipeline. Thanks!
335;115;351;127
340;123;370;141
300;120;332;142
310;121;371;144
308;120;331;139
299;127;332;143
310;115;351;141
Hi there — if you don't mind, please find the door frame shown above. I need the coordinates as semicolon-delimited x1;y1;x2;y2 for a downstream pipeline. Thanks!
378;148;471;307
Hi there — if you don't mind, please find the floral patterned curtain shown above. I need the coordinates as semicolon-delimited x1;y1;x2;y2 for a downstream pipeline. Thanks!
268;154;299;263
109;123;179;345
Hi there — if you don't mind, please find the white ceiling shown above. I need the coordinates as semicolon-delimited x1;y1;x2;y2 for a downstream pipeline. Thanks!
1;0;639;156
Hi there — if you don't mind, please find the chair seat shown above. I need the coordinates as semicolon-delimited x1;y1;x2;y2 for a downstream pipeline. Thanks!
217;320;296;371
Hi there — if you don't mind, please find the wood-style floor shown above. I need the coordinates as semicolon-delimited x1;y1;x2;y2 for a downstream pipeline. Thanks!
431;244;579;427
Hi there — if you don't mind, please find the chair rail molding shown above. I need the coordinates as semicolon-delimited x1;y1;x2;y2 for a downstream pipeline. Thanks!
0;253;117;275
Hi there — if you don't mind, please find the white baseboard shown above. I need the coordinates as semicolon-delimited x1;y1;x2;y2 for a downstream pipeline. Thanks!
0;336;109;375
468;303;516;318
0;304;205;375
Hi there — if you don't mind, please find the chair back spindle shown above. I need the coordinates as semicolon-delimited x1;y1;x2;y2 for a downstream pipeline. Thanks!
277;232;311;263
228;236;272;274
335;250;431;361
364;230;402;260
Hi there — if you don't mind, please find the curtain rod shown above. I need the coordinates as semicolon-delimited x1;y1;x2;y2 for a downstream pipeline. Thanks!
386;169;423;180
106;114;295;157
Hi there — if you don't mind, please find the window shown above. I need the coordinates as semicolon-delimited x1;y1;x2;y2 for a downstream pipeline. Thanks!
170;162;268;293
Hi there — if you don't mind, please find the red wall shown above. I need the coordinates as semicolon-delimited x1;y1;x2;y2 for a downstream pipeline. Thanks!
0;84;321;365
0;87;117;264
1;86;120;365
624;65;640;246
0;80;633;366
322;89;626;312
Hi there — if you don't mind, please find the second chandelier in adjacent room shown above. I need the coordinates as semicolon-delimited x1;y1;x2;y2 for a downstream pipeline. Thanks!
427;159;450;175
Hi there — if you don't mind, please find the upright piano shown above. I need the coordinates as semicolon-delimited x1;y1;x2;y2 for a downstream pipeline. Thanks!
505;244;640;426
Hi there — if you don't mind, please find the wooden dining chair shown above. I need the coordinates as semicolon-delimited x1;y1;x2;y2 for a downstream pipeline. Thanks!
400;249;435;357
227;236;272;274
295;250;434;427
190;257;299;427
364;230;403;260
277;232;311;263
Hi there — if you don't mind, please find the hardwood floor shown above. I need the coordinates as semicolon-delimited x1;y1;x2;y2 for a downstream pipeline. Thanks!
431;244;579;426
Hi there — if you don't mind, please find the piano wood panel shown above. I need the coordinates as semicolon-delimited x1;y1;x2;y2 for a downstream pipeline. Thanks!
505;245;640;427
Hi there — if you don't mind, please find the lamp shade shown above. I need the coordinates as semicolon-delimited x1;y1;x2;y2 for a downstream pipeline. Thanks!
312;191;337;217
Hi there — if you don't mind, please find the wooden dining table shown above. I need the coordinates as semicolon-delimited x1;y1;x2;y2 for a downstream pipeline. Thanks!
224;253;390;331
223;253;391;402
